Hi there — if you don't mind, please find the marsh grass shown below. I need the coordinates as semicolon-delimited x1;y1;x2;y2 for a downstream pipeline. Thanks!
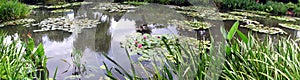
0;0;32;23
103;21;300;79
0;31;48;79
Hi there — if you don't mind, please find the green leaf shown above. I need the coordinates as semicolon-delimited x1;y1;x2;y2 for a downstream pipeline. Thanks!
225;46;231;55
220;26;228;39
236;30;248;43
227;21;239;40
27;38;35;51
36;43;45;57
53;66;58;80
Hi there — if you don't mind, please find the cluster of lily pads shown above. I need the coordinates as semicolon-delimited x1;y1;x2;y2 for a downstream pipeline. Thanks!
90;3;136;13
169;20;212;30
169;6;228;20
32;17;100;33
279;23;300;30
241;21;287;34
121;33;210;62
51;9;73;13
233;9;271;15
229;11;266;18
269;16;300;22
0;19;35;27
44;2;92;9
219;13;244;21
28;5;42;9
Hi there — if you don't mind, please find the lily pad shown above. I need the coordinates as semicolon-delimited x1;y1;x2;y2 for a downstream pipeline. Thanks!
241;24;287;34
169;20;212;30
28;5;41;9
278;23;300;30
33;17;100;33
270;16;298;22
45;2;92;9
233;9;270;15
121;33;210;62
90;3;136;13
229;11;265;18
51;9;73;13
220;13;244;21
176;11;200;17
0;19;35;27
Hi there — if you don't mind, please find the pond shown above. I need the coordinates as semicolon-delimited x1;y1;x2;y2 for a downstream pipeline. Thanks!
1;2;300;79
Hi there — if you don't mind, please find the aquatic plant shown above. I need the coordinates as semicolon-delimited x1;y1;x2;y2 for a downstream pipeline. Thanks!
0;0;32;22
229;11;266;18
90;3;136;13
279;23;300;30
222;21;300;80
122;1;148;6
176;11;200;17
0;31;48;79
0;19;35;27
233;9;271;15
44;2;92;9
241;24;287;34
121;33;210;62
28;5;41;9
50;9;73;13
103;21;300;79
270;16;299;22
33;17;100;33
169;20;213;30
220;14;244;21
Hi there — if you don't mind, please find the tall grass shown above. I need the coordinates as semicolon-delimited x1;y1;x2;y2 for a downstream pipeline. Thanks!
103;21;300;79
0;0;32;23
0;31;48;79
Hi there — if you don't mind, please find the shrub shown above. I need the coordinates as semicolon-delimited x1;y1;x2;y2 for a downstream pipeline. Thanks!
0;0;32;23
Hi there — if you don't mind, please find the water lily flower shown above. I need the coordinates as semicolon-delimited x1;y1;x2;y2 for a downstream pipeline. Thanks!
134;40;138;44
137;44;142;48
143;35;147;39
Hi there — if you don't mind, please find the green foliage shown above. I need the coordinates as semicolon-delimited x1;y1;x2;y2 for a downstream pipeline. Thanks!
265;1;288;15
0;0;32;22
215;0;300;15
104;21;300;79
0;31;48;79
216;0;257;10
227;21;239;40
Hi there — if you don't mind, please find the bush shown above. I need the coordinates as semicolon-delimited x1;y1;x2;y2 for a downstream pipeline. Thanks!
265;1;288;15
0;0;32;23
215;0;300;16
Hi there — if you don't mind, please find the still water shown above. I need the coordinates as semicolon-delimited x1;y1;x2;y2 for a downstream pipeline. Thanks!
1;2;300;79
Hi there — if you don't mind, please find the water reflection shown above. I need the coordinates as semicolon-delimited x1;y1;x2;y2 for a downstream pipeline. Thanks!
1;2;300;79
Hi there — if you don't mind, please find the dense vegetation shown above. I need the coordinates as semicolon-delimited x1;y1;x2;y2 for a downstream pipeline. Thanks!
0;31;49;79
0;0;32;23
215;0;300;16
103;21;300;79
115;0;300;16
